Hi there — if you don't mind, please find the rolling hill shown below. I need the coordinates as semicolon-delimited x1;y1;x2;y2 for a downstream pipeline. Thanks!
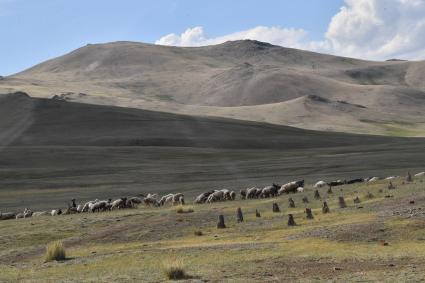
1;91;425;211
1;40;425;135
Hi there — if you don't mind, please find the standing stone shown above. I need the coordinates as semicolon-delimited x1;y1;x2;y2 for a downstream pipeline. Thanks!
236;208;244;223
322;201;330;214
255;209;261;218
272;203;280;213
302;196;309;203
287;214;296;226
314;190;321;200
353;196;361;204
305;208;314;219
217;215;226;229
406;172;413;182
288;198;295;208
338;196;347;208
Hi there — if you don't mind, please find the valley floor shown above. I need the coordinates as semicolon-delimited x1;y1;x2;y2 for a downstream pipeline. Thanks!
1;177;425;282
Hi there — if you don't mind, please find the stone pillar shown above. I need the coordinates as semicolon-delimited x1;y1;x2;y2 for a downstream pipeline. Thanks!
236;208;243;222
217;215;226;229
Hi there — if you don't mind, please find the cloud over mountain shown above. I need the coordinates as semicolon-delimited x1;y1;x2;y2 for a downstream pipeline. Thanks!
156;0;425;61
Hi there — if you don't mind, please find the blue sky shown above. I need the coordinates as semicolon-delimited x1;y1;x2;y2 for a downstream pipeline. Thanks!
2;0;425;75
0;0;343;75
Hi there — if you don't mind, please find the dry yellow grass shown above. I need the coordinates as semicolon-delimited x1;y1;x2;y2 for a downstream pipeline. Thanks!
44;240;66;262
161;257;187;280
175;205;194;214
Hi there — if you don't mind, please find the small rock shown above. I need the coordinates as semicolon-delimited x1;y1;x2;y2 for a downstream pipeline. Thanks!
333;267;342;271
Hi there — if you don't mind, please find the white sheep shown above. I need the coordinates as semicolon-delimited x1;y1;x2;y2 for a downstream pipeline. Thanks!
314;181;327;188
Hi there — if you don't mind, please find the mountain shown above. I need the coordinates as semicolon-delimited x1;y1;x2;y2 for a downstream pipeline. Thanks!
0;91;398;148
1;40;425;135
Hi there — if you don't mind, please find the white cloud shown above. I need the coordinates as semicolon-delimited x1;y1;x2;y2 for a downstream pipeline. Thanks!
156;0;425;61
155;26;308;49
320;0;425;60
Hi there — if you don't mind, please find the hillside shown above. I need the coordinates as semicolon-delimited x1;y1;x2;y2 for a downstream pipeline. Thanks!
1;92;425;211
0;91;400;148
1;40;425;135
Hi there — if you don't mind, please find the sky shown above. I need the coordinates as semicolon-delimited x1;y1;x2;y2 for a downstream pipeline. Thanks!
1;0;425;75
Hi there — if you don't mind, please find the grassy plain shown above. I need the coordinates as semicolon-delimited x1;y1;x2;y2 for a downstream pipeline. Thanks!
1;177;425;282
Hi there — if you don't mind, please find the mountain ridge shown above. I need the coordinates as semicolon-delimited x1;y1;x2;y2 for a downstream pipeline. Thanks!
1;40;425;136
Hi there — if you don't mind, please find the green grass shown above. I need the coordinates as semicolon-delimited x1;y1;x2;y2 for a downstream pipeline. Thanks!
1;177;425;281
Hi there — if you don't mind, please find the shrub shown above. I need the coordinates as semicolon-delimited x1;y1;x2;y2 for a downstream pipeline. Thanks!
45;240;66;262
162;258;187;280
194;230;203;236
175;205;194;214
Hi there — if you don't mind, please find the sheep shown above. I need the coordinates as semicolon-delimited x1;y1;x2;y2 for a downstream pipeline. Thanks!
327;180;345;187
385;176;397;180
246;187;260;199
194;191;213;204
15;212;24;219
16;208;33;219
90;200;110;212
240;189;247;200
126;197;143;208
172;193;184;205
220;189;231;200
76;204;84;213
207;191;224;203
32;211;49;217
82;200;98;212
51;209;62;216
24;208;33;218
0;212;16;220
159;194;174;206
110;198;127;210
368;177;380;182
261;184;279;198
314;181;327;188
278;180;304;195
297;187;304;193
415;172;425;177
143;196;159;207
345;178;364;184
229;191;236;200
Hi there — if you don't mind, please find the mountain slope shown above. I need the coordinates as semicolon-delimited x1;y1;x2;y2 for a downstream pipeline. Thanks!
0;92;402;148
1;40;425;135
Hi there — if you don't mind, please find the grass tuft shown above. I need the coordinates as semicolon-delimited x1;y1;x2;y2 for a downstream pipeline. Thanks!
44;240;66;262
162;258;187;280
175;205;194;214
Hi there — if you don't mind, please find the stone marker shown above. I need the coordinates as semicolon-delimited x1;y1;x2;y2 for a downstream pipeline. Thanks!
305;208;314;219
255;209;261;218
272;203;280;213
288;197;295;208
388;182;395;190
406;172;413;182
314;190;321;200
236;207;244;222
302;196;309;203
217;215;226;229
338;196;347;208
353;196;361;204
322;201;330;214
288;214;296;226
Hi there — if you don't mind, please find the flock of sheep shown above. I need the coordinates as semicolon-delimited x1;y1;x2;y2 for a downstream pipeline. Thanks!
1;171;424;221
